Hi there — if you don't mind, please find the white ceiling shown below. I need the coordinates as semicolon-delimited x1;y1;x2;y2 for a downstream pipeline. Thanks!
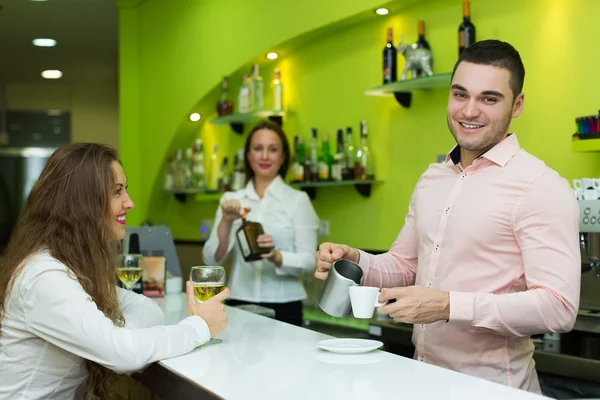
0;0;118;85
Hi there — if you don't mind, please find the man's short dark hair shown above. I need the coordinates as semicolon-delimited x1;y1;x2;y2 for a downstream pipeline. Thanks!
451;39;525;102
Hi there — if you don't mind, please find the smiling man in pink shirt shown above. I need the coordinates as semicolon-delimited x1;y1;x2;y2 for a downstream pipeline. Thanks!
315;40;580;394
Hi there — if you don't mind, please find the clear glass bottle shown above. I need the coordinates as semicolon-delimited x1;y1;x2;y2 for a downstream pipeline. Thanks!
238;74;250;113
250;64;264;112
236;207;271;262
208;144;220;191
231;148;247;191
272;68;283;112
191;139;206;191
218;157;231;192
307;127;318;183
173;148;187;189
343;127;355;180
354;121;374;180
183;148;193;188
163;156;174;190
331;129;344;182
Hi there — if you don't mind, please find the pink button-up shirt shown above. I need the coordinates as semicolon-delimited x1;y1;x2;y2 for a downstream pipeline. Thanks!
358;134;580;393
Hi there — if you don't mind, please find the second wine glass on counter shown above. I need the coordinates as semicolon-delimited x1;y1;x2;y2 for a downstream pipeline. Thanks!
117;254;145;291
189;266;227;344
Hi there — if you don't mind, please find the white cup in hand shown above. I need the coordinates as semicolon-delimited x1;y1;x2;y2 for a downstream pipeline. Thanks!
349;286;385;319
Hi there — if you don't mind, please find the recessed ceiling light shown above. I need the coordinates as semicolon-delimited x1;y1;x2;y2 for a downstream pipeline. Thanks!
266;52;279;60
375;8;390;15
41;70;62;79
33;38;56;47
189;113;201;122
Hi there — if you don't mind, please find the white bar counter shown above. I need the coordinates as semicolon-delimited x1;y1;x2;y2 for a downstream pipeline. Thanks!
136;293;547;400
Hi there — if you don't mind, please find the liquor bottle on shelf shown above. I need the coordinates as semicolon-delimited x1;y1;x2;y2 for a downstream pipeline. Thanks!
383;27;397;84
415;20;430;49
307;128;318;183
292;136;305;182
238;74;250;113
173;148;189;189
413;20;432;78
218;157;231;192
183;148;193;188
231;148;246;191
163;157;174;191
354;121;374;180
173;149;183;189
318;133;333;181
208;144;220;191
342;127;355;181
250;64;264;112
331;129;344;182
190;139;206;191
236;207;271;262
458;1;475;55
216;76;233;116
272;68;283;112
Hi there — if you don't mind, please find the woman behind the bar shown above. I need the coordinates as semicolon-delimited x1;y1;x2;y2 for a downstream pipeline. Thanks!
203;120;319;326
0;143;229;400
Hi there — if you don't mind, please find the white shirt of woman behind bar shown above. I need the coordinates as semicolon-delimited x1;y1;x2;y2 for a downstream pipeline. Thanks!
203;175;319;304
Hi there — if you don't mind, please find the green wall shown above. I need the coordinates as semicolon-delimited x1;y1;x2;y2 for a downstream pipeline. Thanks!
118;0;392;228
119;0;600;250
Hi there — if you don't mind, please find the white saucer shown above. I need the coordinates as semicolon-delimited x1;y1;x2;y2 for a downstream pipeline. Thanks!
316;338;383;354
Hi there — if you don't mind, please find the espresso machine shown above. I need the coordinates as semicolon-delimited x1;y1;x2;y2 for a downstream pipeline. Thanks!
579;200;600;278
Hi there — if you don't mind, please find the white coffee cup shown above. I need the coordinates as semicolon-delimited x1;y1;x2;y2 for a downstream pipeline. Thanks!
349;286;385;319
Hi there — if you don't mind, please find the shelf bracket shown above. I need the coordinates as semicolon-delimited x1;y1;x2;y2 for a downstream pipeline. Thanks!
230;123;244;135
300;186;316;200
268;115;283;127
354;183;373;197
174;193;187;203
393;92;411;108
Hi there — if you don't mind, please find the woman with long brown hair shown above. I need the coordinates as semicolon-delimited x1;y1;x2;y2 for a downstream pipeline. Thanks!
0;143;229;399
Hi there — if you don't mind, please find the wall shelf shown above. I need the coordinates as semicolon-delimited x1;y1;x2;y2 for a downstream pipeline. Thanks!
364;73;452;108
573;137;600;152
290;180;383;200
209;110;286;134
165;189;222;203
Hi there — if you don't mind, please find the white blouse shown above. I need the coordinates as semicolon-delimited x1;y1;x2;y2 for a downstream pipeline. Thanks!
203;176;319;303
0;250;210;400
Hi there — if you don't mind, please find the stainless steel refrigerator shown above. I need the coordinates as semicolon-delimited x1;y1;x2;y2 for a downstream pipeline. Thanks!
0;109;70;251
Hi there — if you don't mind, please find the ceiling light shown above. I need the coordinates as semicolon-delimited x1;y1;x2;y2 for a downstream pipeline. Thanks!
33;38;56;47
266;52;279;60
41;70;62;79
375;8;390;15
189;113;201;122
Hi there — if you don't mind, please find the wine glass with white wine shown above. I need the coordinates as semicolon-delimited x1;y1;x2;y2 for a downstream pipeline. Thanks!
189;266;226;344
117;254;145;291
